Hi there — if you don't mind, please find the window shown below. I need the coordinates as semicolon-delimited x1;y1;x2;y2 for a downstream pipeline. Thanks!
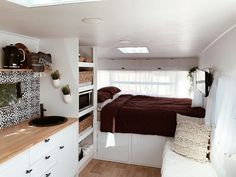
98;70;191;98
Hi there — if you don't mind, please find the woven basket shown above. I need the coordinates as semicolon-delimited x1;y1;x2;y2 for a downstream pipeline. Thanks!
79;56;93;63
79;71;93;84
79;114;93;133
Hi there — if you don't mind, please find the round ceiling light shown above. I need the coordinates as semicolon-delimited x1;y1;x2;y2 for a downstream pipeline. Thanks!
119;40;131;44
82;18;104;24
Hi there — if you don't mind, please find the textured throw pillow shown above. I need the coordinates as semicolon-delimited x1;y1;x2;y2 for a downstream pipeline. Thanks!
172;120;211;163
98;86;121;98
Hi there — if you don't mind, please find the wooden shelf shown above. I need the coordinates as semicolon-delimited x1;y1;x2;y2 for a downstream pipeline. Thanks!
79;106;95;118
78;126;94;143
0;69;33;72
78;46;96;172
78;62;94;68
79;85;94;93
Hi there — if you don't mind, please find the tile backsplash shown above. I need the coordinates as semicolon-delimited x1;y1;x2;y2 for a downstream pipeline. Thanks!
0;71;40;128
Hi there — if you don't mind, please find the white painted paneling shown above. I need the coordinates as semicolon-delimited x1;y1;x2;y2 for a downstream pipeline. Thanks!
1;1;236;58
199;26;236;76
199;26;236;177
39;38;79;117
97;131;130;163
0;31;39;68
97;58;198;71
131;134;166;168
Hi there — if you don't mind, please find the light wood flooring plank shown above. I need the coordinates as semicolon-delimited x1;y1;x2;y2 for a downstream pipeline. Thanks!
79;159;161;177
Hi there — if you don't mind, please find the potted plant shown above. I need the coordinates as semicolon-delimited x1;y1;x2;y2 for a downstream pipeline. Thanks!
62;85;72;103
51;70;60;88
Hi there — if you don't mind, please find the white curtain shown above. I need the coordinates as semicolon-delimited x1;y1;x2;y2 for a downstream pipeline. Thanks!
97;70;191;98
205;75;236;177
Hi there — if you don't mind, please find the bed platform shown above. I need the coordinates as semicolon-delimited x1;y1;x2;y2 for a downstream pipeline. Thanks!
100;94;205;137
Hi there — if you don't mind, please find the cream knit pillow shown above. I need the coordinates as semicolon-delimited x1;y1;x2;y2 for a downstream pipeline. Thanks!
172;120;211;163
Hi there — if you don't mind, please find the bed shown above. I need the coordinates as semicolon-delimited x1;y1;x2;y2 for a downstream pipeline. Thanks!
100;94;205;137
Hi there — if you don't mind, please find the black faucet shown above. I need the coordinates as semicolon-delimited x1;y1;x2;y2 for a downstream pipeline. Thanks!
40;104;47;118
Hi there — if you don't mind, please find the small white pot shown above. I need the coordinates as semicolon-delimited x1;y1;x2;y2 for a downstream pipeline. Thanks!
52;79;60;88
63;94;72;104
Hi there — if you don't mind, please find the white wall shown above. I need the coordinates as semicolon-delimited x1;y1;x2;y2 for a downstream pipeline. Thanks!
199;26;236;177
199;26;236;76
0;31;39;68
39;38;79;117
97;57;198;71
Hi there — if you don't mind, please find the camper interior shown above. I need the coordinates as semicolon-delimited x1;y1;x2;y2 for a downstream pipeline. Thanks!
0;0;236;177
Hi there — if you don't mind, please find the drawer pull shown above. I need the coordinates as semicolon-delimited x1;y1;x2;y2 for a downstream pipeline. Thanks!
45;155;51;160
45;138;50;143
46;172;51;177
26;169;32;174
60;146;65;149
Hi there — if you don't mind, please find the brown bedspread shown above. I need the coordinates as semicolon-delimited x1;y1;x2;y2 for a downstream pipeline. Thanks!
101;95;205;137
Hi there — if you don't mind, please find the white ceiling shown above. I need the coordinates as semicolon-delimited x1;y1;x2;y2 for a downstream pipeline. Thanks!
0;0;236;59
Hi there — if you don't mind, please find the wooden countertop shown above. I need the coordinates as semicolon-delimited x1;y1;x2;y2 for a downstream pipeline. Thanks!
0;118;78;164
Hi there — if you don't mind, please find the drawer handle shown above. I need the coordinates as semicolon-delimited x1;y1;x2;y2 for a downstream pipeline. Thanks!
45;138;50;143
60;146;64;149
26;169;32;174
46;172;51;177
45;155;51;160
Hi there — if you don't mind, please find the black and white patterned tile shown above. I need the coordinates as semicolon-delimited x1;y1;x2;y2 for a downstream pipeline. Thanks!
0;71;40;129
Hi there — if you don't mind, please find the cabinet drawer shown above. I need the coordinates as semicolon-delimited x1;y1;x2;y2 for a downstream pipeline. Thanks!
40;165;57;177
29;135;57;164
30;149;57;177
0;150;29;177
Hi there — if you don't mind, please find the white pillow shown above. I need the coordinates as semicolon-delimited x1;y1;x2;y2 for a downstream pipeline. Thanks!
173;120;211;163
192;89;204;108
177;114;205;124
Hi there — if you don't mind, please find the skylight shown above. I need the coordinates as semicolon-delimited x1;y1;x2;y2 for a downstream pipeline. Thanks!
6;0;102;7
118;47;149;54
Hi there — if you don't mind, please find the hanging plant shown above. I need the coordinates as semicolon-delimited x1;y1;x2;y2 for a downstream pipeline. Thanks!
62;85;72;103
62;85;71;95
51;70;61;88
51;70;60;80
188;66;198;92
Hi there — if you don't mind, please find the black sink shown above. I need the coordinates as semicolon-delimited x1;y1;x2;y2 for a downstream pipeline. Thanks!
29;116;68;127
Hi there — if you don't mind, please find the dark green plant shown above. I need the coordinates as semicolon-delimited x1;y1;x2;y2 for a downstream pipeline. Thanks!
51;70;60;80
62;85;71;95
188;66;198;92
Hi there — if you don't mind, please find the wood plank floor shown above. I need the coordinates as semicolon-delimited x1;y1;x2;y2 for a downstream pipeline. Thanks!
80;159;161;177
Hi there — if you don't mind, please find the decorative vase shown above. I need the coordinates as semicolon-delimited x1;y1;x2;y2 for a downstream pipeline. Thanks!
52;79;60;88
63;94;72;104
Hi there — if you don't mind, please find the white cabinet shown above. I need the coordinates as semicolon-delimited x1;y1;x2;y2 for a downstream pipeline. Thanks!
97;131;130;163
0;150;29;177
56;123;78;177
0;122;78;177
96;127;167;168
131;134;166;167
